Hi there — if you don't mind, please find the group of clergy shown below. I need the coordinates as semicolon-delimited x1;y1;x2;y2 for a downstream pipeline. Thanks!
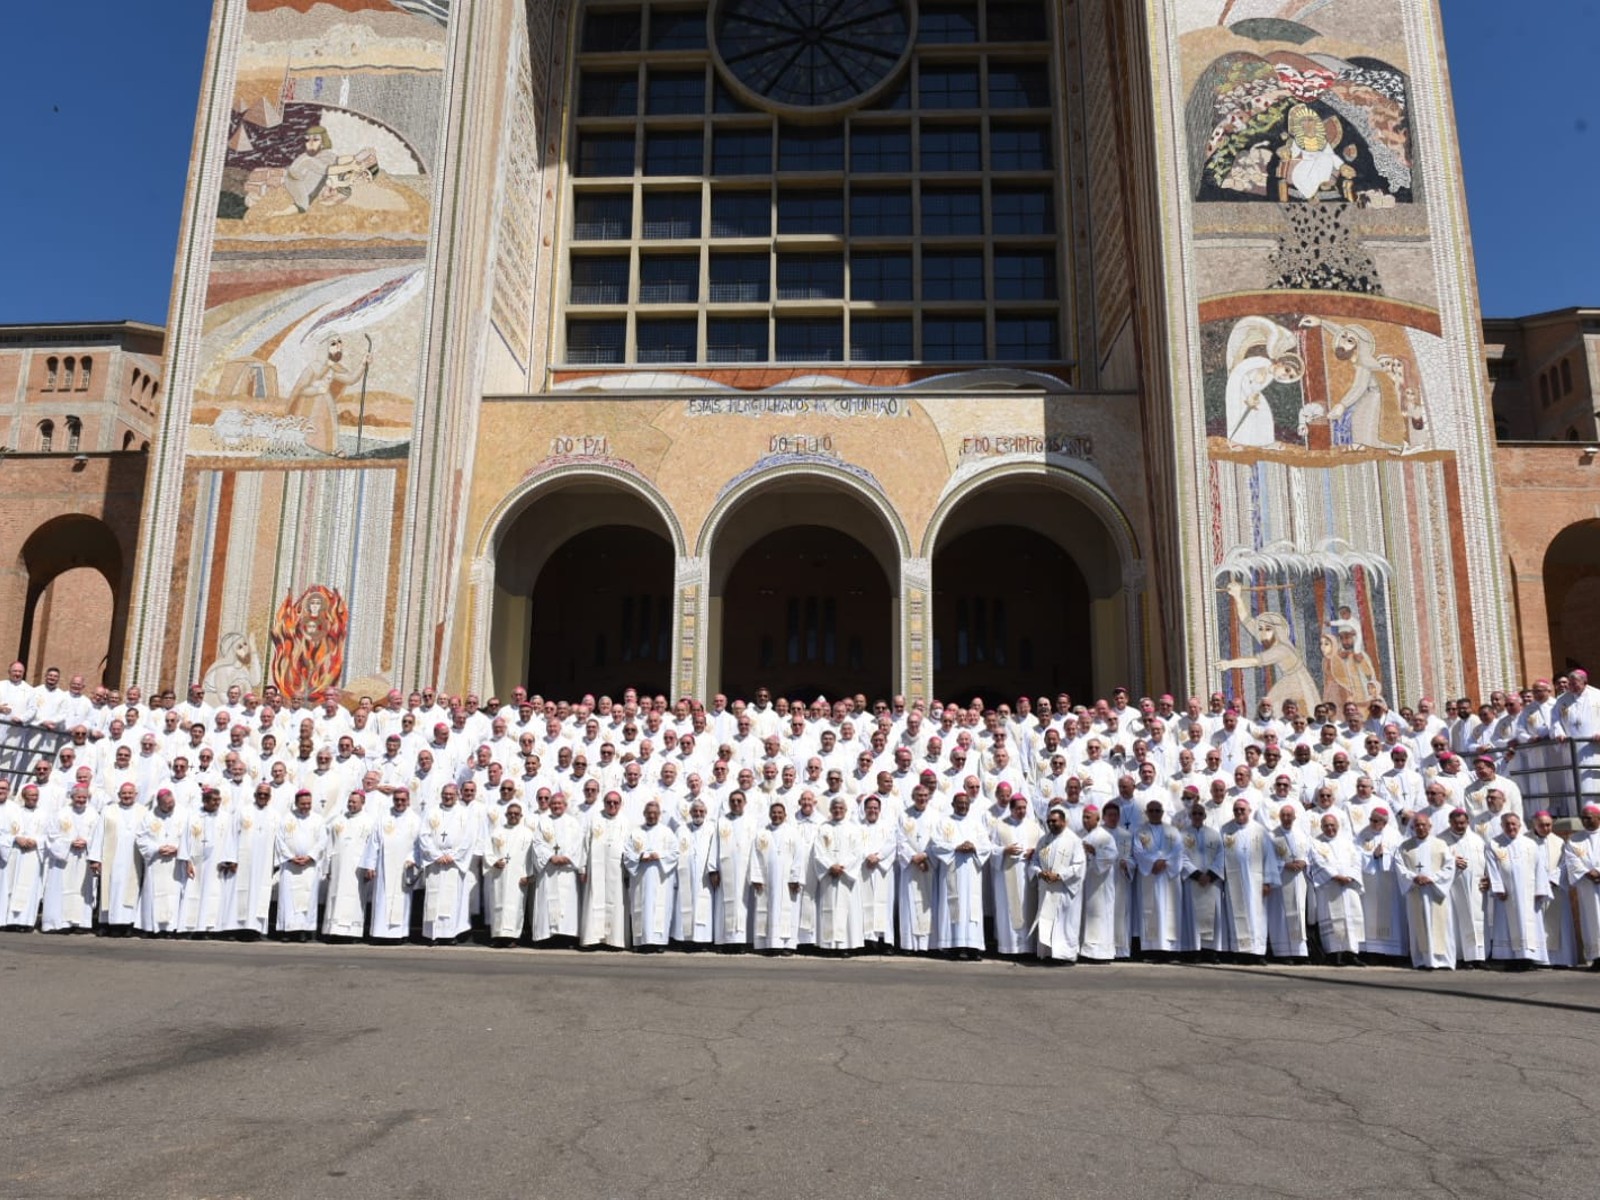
0;667;1597;972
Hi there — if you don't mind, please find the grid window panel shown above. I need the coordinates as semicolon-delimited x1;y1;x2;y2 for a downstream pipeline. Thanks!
642;191;701;238
849;251;913;300
636;317;698;363
775;317;843;362
995;314;1058;359
569;255;630;304
993;250;1057;299
849;125;912;173
581;10;642;51
918;3;979;43
777;190;844;235
991;186;1054;234
918;65;980;110
575;131;636;176
779;125;845;172
776;253;844;300
850;317;913;361
990;122;1053;170
711;191;771;237
639;254;700;303
567;318;627;364
709;252;770;302
579;71;638;116
713;128;772;174
649;8;707;49
989;63;1051;108
922;250;985;300
713;78;754;113
707;317;768;362
868;77;912;110
920;124;982;171
849;189;912;237
646;70;706;115
921;188;983;236
923;316;986;361
988;2;1049;42
644;130;704;175
573;192;633;240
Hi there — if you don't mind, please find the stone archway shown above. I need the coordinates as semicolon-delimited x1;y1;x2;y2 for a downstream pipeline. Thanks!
16;514;125;686
1544;519;1600;673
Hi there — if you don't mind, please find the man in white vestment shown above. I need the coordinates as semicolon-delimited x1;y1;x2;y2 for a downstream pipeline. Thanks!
1394;811;1457;969
1030;804;1086;964
529;792;587;944
1308;813;1365;964
322;791;376;940
1486;811;1550;966
1219;798;1277;960
274;789;327;939
623;800;679;950
896;785;940;953
749;800;804;954
136;790;190;935
580;790;630;949
1530;810;1577;967
88;783;145;935
710;789;756;949
1179;801;1225;960
179;787;234;936
1132;800;1185;958
1442;807;1489;965
857;795;896;950
1077;805;1119;962
1266;803;1312;960
1355;807;1405;959
990;791;1041;955
483;801;535;945
789;791;823;948
1561;804;1600;967
929;787;993;958
361;789;422;943
418;784;478;944
671;799;717;947
221;783;279;938
41;786;99;932
811;796;864;953
1;785;47;929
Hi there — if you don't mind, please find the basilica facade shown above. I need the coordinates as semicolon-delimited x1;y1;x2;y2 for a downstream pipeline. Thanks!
126;0;1515;708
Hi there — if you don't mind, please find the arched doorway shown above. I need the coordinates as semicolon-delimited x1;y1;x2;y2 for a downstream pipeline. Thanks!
933;526;1091;704
17;514;124;685
488;479;680;700
705;473;905;702
927;470;1136;705
1544;520;1600;673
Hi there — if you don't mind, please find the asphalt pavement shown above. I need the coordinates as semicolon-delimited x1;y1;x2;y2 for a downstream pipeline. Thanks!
2;936;1597;1199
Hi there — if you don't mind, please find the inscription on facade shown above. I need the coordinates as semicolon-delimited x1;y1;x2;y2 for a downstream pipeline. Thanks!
958;434;1095;461
768;434;836;455
550;435;611;456
685;396;910;418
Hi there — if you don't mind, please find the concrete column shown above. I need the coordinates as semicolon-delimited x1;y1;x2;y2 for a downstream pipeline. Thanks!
901;555;930;702
675;555;706;700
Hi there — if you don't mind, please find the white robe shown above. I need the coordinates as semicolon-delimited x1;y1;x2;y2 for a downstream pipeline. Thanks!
482;822;535;940
42;804;100;931
1078;826;1120;961
579;813;630;948
623;823;680;947
418;803;478;940
991;815;1042;955
1109;825;1137;957
1536;834;1577;967
1395;835;1457;968
1442;828;1489;963
529;811;587;941
929;810;993;950
1030;828;1086;961
857;818;896;944
749;822;804;950
361;808;422;940
1266;824;1312;957
1219;821;1278;955
223;804;279;934
712;814;757;945
1486;833;1550;962
810;819;863;950
136;808;190;933
1132;823;1185;952
895;808;940;951
273;811;327;932
1308;835;1365;953
790;815;823;946
1355;825;1405;956
178;808;234;934
1561;829;1600;964
2;805;47;927
89;802;145;927
671;821;717;943
322;810;376;937
1179;824;1226;952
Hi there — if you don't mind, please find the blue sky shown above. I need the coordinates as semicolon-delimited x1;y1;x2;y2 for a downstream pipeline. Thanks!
0;2;1594;324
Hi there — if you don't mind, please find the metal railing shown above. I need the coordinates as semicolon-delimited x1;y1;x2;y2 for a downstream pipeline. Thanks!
1503;738;1598;820
0;719;74;791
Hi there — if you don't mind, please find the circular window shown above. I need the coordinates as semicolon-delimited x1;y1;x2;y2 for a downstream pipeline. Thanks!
711;0;915;115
